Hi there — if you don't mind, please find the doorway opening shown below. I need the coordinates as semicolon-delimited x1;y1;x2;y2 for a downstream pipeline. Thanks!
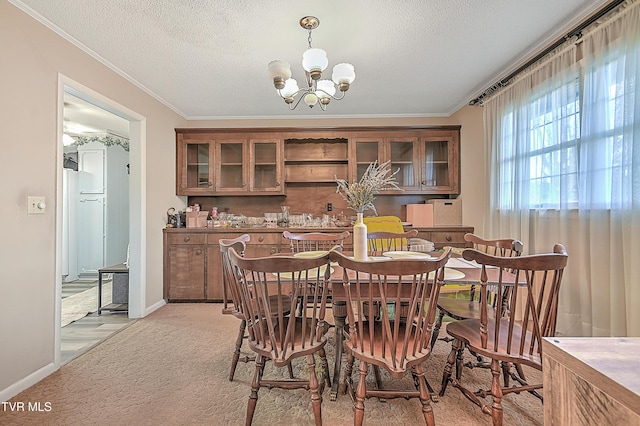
56;77;147;367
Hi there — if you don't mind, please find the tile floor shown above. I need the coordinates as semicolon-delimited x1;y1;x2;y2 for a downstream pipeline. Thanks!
61;280;136;365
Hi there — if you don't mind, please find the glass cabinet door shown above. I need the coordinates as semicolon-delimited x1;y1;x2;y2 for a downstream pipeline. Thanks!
215;139;247;192
177;138;214;195
420;134;459;194
250;139;283;193
352;138;383;182
387;137;420;191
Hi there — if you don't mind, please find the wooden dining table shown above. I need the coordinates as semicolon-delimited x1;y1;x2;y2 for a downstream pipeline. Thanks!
325;254;521;401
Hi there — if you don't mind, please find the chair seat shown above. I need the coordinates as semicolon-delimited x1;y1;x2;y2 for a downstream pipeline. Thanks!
248;317;328;367
437;297;499;321
446;318;542;369
345;321;429;378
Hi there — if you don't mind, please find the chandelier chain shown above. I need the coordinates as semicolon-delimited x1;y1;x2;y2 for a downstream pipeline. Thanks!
307;30;313;49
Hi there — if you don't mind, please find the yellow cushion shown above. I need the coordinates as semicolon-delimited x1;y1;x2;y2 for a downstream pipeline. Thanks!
363;216;404;233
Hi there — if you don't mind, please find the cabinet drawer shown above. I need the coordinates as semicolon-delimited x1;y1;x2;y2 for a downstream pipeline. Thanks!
430;232;466;245
206;233;243;245
246;233;281;245
169;234;206;245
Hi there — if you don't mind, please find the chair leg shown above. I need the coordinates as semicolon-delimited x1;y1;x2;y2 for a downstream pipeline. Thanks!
489;358;504;426
440;338;462;397
372;365;386;403
306;354;323;426
430;309;445;349
354;360;368;426
413;364;436;426
412;367;439;403
230;319;247;382
318;347;332;392
246;354;264;426
341;350;355;396
501;361;510;388
455;345;465;380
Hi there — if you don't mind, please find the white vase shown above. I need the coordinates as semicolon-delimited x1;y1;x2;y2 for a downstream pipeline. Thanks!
353;212;368;261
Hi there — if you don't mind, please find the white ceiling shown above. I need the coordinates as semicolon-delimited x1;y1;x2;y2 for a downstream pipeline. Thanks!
14;0;610;121
64;93;130;138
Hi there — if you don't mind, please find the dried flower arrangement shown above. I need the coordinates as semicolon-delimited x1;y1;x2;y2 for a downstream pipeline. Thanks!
335;160;401;214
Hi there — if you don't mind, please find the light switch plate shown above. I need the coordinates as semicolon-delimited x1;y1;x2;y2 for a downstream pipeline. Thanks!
27;196;46;214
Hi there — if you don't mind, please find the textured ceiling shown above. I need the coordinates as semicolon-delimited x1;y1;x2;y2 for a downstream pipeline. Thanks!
13;0;609;120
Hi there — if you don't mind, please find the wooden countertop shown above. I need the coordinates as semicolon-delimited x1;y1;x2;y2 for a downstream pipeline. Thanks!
162;225;474;233
542;337;640;414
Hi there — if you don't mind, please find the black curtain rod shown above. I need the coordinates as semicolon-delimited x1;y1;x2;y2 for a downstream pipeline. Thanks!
469;0;626;106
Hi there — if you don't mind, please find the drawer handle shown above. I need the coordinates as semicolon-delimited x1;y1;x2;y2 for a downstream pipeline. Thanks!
258;236;264;242
445;235;452;242
195;249;202;255
270;247;277;254
184;236;191;242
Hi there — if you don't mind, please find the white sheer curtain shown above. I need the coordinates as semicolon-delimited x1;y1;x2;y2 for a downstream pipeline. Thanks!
484;0;640;337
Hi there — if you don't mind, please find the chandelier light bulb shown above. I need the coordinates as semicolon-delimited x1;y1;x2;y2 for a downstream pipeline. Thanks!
280;78;299;98
316;80;336;99
268;60;292;89
302;48;328;80
304;92;318;107
332;63;356;91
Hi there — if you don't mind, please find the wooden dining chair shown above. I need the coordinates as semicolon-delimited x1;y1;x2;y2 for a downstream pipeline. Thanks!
282;230;350;253
219;234;251;381
228;248;332;426
439;244;568;426
431;233;524;351
331;248;452;426
282;230;349;317
366;229;419;255
219;234;293;382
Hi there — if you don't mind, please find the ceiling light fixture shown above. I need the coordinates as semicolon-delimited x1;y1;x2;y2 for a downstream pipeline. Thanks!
268;16;355;110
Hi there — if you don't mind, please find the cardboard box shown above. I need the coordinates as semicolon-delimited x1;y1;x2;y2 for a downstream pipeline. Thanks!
426;199;462;226
186;211;208;228
403;204;434;227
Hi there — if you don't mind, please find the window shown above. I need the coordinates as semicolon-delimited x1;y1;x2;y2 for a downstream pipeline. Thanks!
496;50;636;211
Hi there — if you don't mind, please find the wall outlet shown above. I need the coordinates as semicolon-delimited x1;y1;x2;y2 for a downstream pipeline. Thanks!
327;203;333;212
27;196;46;214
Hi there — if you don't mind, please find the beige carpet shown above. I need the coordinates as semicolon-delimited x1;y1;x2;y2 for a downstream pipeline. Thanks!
3;304;543;426
61;282;112;327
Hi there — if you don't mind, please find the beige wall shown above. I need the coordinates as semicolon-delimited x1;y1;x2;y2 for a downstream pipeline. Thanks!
0;0;487;400
452;105;486;235
0;1;185;397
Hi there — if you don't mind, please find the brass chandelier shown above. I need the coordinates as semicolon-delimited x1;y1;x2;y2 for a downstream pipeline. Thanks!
268;16;356;111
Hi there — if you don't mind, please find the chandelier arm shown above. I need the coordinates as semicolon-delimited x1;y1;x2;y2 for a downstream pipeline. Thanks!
275;87;312;100
288;94;309;110
315;89;347;101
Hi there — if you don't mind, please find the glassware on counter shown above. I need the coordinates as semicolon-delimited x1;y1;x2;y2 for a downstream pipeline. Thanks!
264;213;278;228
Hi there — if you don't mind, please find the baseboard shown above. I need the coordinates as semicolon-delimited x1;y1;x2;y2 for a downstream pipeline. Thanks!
0;362;57;403
144;299;166;317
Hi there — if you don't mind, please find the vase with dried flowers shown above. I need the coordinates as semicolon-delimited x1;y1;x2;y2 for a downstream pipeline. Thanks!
335;160;401;260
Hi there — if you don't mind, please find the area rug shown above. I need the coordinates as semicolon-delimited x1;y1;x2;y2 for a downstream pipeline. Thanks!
61;282;112;327
4;304;543;426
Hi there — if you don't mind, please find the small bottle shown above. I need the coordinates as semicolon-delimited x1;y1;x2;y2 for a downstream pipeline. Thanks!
211;207;220;227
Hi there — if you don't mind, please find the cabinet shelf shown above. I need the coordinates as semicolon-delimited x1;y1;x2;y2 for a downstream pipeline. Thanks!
285;159;348;164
